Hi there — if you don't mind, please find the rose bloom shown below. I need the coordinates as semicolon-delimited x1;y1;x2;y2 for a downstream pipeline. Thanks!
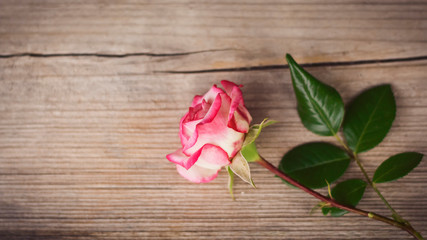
167;80;252;183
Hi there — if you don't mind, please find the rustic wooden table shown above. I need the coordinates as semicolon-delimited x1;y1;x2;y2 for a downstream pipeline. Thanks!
1;1;426;239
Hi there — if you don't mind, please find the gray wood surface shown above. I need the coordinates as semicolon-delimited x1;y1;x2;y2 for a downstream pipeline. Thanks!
0;1;426;239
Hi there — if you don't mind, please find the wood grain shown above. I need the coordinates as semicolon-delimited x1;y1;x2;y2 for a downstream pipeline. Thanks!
0;0;426;239
1;0;427;70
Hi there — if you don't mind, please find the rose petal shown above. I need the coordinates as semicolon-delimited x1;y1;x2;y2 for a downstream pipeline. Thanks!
187;104;202;120
166;148;202;170
220;80;252;133
194;144;230;169
203;84;224;103
228;109;251;133
191;95;203;107
183;122;245;158
221;80;242;96
183;94;222;152
167;143;230;171
181;86;224;146
183;91;246;157
181;118;200;145
237;104;252;123
226;85;250;133
199;95;221;124
179;112;191;146
176;164;221;183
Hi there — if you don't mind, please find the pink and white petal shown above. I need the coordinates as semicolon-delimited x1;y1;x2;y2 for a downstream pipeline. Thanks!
200;95;222;124
176;164;221;183
202;84;224;103
191;95;203;107
182;93;229;154
229;85;244;112
237;104;252;123
179;112;191;146
220;80;242;96
192;100;210;120
166;148;202;170
201;99;211;112
166;149;188;165
194;144;230;169
184;122;245;158
182;94;222;154
187;104;202;121
229;137;244;158
226;85;248;132
181;101;212;146
227;109;250;133
183;92;246;157
181;118;202;144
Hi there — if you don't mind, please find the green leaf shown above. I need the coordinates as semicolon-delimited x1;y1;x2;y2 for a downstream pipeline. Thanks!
243;118;277;146
342;85;396;153
241;118;277;163
311;202;328;215
278;142;351;189
286;54;345;136
226;166;235;200
322;206;331;216
240;142;261;163
373;152;424;184
323;179;367;217
230;152;256;188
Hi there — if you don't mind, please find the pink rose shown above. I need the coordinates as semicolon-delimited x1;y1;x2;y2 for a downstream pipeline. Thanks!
167;80;252;183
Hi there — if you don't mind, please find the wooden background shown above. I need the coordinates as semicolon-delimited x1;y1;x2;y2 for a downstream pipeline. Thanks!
0;0;426;239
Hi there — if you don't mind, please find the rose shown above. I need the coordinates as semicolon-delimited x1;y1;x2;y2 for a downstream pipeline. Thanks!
167;80;252;183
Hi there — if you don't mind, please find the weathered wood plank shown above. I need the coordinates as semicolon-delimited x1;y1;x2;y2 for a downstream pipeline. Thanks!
0;55;426;239
1;0;427;239
1;0;427;71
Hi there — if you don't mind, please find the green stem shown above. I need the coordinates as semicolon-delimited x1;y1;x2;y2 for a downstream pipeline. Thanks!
257;157;424;240
353;153;401;219
333;134;424;239
335;134;402;219
334;134;351;153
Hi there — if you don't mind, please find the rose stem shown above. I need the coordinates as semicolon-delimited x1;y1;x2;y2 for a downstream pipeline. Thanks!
256;156;424;240
334;134;404;222
333;134;421;236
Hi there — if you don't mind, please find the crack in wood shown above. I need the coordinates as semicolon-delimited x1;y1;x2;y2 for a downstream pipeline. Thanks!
1;51;426;74
0;48;235;58
156;55;427;74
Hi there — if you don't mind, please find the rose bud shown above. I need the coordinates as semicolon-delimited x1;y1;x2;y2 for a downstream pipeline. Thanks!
167;80;252;183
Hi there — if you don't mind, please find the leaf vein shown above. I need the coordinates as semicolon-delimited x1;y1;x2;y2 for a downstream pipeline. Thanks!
302;83;336;135
354;88;388;153
287;156;349;173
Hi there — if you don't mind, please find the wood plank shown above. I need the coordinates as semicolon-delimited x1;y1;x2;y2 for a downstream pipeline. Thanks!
0;56;426;239
1;0;427;239
1;0;427;71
